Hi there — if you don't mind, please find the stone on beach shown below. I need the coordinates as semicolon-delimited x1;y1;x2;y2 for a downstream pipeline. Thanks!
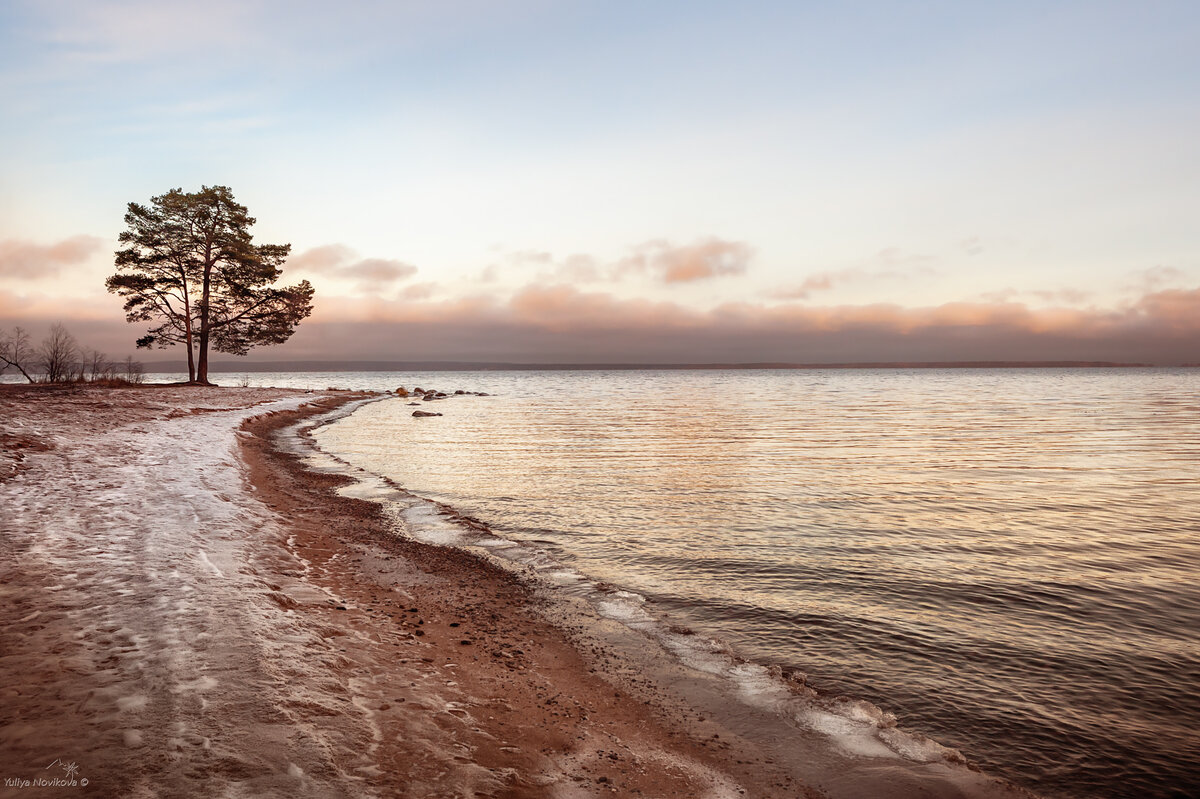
412;410;443;417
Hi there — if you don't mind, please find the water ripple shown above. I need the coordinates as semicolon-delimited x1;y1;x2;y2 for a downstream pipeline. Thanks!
314;367;1200;799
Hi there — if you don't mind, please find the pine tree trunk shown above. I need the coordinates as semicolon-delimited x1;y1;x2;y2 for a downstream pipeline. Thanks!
196;260;213;385
184;296;196;383
196;334;210;385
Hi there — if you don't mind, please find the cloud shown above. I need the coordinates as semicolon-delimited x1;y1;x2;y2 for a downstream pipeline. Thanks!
10;279;1200;366
508;284;696;331
0;235;104;279
960;236;985;256
505;250;603;283
286;244;353;272
552;254;603;282
399;282;438;300
873;247;937;268
1134;287;1200;333
619;238;753;283
773;246;941;300
276;282;1200;365
33;1;257;66
777;261;939;301
979;287;1093;305
0;286;124;322
343;258;418;284
286;244;417;291
490;238;751;285
1131;265;1187;292
776;270;849;300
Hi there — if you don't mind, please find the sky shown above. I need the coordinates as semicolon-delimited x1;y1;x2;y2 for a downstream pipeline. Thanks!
2;0;1199;365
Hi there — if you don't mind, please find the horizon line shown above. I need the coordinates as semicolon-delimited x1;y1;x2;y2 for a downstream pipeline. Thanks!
134;359;1177;373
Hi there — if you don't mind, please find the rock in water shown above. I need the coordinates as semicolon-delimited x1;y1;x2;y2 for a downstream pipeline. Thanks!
395;387;409;397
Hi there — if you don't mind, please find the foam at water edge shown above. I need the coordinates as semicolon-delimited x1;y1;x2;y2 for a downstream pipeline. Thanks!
296;398;975;772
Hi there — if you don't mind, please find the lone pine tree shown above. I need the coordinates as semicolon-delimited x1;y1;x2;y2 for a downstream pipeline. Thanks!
106;186;313;384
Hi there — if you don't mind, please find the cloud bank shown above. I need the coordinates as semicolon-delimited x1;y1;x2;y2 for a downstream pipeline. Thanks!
264;283;1200;365
4;283;1197;364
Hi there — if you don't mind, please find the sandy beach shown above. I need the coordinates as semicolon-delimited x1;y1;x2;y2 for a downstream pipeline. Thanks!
0;385;1031;798
0;385;806;798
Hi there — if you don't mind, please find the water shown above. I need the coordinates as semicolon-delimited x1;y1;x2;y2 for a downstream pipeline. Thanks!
25;367;1197;796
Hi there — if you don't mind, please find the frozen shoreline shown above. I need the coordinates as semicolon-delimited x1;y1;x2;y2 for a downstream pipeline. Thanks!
0;385;795;797
1;384;1034;798
1;385;388;796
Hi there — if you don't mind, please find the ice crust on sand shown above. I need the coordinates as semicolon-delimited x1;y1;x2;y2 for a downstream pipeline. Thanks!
0;391;387;796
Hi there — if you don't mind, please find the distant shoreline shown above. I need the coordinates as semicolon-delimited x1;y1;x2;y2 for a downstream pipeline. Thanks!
137;359;1166;373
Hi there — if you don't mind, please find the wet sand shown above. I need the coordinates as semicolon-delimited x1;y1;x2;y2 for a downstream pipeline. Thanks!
0;385;1033;798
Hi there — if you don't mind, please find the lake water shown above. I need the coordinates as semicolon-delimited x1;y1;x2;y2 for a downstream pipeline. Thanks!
189;368;1200;797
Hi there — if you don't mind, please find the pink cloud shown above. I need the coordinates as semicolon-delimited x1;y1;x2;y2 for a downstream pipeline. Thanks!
777;255;940;300
653;238;752;283
1131;265;1187;293
344;258;417;284
399;282;438;300
286;244;417;289
495;238;751;286
0;235;104;279
617;238;753;283
285;244;353;272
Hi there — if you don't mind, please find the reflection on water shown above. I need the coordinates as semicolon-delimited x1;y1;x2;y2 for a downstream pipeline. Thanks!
307;368;1199;799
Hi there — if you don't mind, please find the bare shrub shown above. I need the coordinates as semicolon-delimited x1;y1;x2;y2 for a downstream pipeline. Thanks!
86;348;114;381
122;356;145;384
39;323;79;383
